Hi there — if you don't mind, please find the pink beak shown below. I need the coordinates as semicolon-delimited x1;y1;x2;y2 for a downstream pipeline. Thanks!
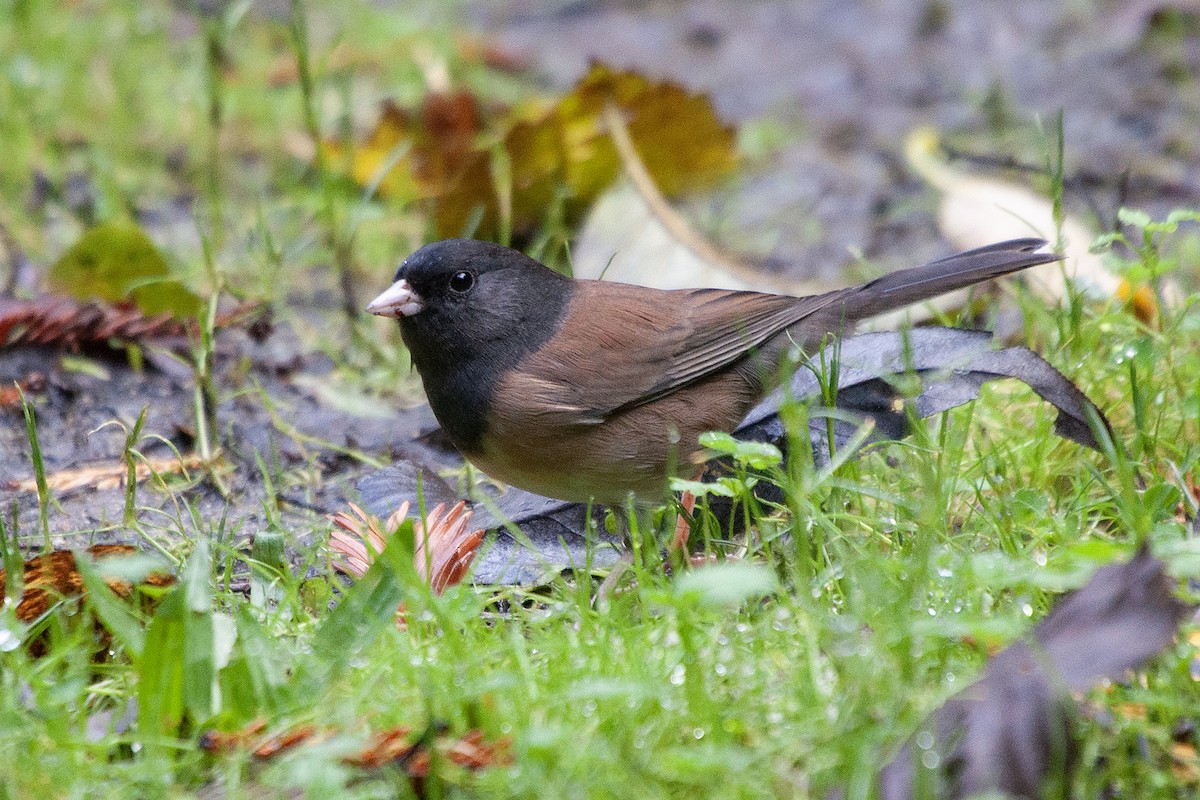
366;279;425;318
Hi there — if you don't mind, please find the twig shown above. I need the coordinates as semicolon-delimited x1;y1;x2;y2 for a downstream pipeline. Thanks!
600;102;824;295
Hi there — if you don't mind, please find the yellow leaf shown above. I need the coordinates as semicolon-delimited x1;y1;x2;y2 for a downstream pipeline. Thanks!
323;64;739;241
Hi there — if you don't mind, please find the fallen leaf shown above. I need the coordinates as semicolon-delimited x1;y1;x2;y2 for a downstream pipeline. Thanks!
443;728;512;770
494;63;738;238
252;724;320;759
569;102;813;297
905;128;1116;301
340;725;417;769
199;719;511;785
49;221;202;319
325;62;738;239
322;92;485;208
571;180;819;294
197;719;268;753
739;327;1113;461
0;544;175;624
879;546;1193;799
560;63;738;199
454;33;531;73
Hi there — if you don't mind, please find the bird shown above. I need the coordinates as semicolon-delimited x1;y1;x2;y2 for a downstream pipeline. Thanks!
367;237;1059;507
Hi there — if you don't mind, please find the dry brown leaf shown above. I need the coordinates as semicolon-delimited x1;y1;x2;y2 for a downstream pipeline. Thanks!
560;63;738;198
340;726;418;768
443;728;513;770
197;719;268;753
0;544;175;625
322;92;486;205
201;719;510;792
8;453;206;494
498;63;738;238
251;724;320;759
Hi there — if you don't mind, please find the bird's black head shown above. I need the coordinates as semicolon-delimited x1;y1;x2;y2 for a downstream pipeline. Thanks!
366;238;574;451
370;238;572;363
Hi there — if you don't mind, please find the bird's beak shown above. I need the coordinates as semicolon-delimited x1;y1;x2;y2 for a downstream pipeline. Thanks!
366;279;425;318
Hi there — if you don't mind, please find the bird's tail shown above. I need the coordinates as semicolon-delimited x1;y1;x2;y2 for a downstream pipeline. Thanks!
849;237;1059;319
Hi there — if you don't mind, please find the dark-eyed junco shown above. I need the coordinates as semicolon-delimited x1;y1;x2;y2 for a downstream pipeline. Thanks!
367;238;1058;505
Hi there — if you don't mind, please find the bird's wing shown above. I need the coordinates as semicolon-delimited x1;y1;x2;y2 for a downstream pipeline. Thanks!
498;238;1056;426
636;287;851;408
503;281;840;423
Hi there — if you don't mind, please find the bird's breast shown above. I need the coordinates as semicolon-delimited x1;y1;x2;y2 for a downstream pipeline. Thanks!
467;369;760;506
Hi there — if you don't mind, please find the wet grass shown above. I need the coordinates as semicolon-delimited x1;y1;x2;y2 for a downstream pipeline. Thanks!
1;1;1200;798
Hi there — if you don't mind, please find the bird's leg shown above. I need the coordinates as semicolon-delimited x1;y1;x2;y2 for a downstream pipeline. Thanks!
594;551;633;606
596;488;705;605
595;501;654;605
671;490;697;551
669;463;707;552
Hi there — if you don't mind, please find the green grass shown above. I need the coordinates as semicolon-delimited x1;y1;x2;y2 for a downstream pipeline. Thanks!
2;2;1200;798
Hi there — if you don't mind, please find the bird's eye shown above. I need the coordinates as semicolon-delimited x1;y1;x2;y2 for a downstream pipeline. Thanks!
448;270;475;294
